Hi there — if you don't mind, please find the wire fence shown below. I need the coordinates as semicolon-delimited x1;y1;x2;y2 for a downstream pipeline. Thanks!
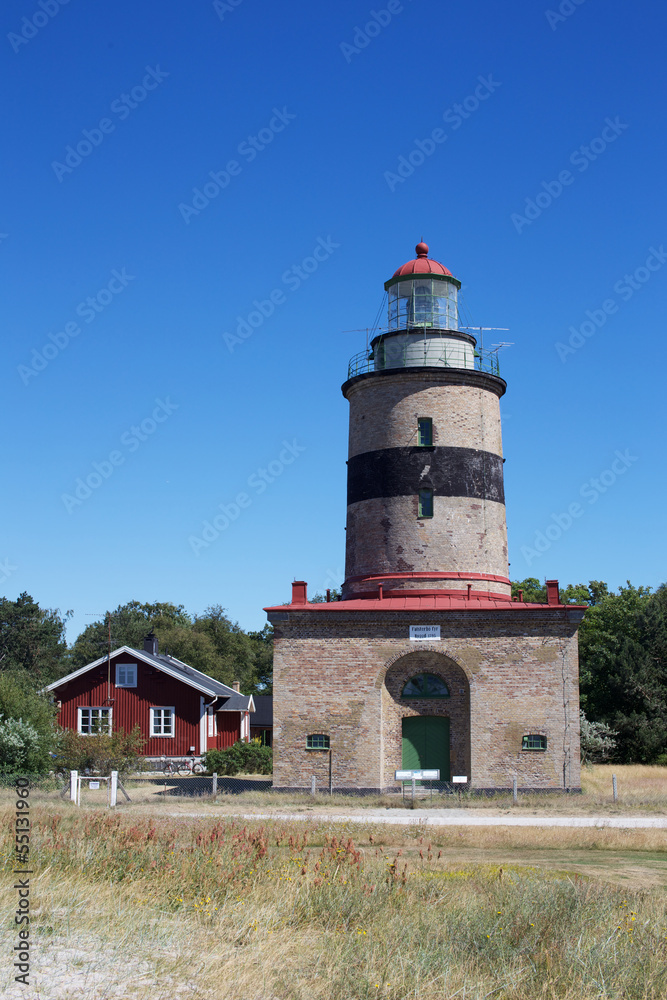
128;775;273;797
0;773;580;802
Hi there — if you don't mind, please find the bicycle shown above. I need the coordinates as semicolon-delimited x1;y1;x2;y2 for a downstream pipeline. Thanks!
155;757;178;775
176;756;205;775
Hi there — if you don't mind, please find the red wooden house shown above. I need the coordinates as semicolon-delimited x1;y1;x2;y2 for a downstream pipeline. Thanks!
46;632;254;759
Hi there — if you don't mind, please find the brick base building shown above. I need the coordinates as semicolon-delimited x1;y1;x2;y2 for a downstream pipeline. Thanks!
267;587;583;792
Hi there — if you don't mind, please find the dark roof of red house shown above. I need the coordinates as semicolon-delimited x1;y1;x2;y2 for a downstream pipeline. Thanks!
46;646;254;712
249;695;273;727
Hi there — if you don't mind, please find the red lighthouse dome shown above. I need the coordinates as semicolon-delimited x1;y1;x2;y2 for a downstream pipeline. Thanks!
392;243;454;279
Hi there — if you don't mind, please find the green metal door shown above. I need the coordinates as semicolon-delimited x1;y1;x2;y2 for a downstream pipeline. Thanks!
402;716;450;779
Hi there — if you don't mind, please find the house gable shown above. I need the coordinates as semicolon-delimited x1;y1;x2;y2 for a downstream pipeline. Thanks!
48;647;253;756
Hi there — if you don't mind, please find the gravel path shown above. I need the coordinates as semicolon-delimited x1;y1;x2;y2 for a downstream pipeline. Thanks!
180;809;667;829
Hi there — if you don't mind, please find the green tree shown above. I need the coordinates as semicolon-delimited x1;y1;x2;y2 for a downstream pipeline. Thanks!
0;715;53;775
0;672;57;737
311;589;343;603
579;583;666;762
193;606;265;693
67;601;193;672
579;709;617;764
0;592;70;683
511;578;547;603
511;579;609;606
69;601;273;695
245;624;274;693
57;725;145;776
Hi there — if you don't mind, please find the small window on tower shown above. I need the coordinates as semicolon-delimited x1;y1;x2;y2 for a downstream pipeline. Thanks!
418;488;434;518
417;418;433;447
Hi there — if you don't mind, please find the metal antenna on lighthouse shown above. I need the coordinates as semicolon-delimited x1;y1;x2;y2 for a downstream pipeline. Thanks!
460;326;509;353
343;327;389;352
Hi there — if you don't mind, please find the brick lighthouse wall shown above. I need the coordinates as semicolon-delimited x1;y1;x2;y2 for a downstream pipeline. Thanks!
270;608;582;792
342;369;510;597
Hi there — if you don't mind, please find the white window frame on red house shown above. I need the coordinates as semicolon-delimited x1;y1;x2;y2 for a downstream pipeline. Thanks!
78;707;112;735
207;705;217;738
150;706;175;738
115;662;137;687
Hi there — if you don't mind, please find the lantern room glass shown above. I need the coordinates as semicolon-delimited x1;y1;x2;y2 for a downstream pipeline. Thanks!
388;278;458;332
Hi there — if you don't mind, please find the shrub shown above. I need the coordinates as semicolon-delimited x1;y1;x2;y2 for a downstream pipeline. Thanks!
202;738;272;776
0;713;53;774
580;709;617;764
56;725;146;776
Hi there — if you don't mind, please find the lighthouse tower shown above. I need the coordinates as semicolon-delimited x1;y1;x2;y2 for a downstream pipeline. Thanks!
342;243;509;602
266;243;583;795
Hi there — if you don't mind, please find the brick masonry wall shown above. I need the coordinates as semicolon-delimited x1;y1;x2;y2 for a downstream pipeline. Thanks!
345;495;509;589
270;608;582;791
342;370;510;596
345;376;504;459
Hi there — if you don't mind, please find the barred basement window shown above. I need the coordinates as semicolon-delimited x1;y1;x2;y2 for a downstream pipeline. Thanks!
418;488;434;518
522;734;547;751
306;734;330;750
417;417;433;447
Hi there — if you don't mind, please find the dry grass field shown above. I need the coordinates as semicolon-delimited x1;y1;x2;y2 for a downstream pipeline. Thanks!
2;769;666;1000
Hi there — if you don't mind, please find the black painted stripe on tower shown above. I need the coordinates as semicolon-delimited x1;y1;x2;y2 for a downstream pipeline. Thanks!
347;447;505;505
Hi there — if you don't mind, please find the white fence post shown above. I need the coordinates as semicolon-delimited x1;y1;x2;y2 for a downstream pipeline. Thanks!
70;770;78;803
212;773;218;799
110;771;118;807
612;773;618;803
311;775;316;796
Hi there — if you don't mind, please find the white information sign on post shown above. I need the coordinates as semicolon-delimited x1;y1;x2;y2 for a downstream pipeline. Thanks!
395;769;440;781
409;625;441;641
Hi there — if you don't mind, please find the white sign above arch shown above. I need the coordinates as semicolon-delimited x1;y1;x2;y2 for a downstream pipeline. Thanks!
409;625;441;641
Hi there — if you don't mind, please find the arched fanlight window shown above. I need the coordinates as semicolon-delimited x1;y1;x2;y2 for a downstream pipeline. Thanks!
401;674;450;698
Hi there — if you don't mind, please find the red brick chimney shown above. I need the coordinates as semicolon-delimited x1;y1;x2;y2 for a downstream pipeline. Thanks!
292;581;308;604
546;580;560;606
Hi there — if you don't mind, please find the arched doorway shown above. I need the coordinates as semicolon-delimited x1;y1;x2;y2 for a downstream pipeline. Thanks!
382;650;470;782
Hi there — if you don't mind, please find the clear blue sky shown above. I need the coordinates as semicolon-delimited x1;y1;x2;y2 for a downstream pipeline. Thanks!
3;0;666;642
